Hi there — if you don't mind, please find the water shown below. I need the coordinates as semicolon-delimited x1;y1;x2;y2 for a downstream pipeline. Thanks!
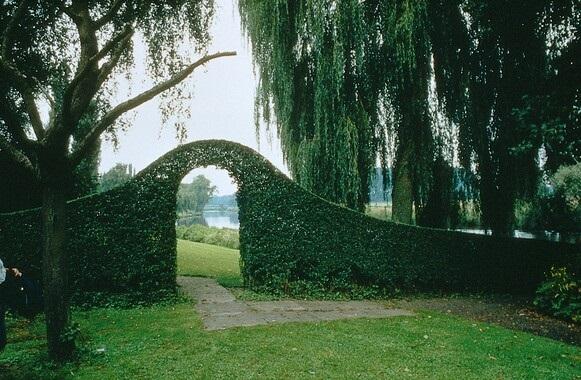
203;210;239;229
455;229;580;245
177;209;578;244
177;210;239;229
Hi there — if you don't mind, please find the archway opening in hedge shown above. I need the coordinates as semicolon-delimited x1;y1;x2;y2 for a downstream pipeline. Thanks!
175;165;241;261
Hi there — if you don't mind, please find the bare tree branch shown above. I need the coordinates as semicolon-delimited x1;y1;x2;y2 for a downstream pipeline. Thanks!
0;61;45;140
0;132;35;175
60;26;134;126
94;0;126;29
69;51;237;166
1;0;30;59
0;99;38;150
40;87;56;109
96;28;134;88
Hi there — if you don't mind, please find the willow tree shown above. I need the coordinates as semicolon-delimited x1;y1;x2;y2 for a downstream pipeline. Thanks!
241;0;580;233
0;0;235;360
455;0;580;234
512;2;581;173
239;0;465;222
377;0;434;224
240;0;376;210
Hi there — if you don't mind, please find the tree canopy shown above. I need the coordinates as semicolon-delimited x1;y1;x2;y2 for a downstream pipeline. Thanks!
239;0;580;232
0;0;236;360
98;162;134;192
177;174;217;215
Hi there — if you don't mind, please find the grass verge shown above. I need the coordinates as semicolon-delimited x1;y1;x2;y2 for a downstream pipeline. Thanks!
1;303;578;379
0;239;578;379
177;239;242;287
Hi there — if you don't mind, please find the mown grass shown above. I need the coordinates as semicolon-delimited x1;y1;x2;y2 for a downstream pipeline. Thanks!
0;240;579;379
177;239;242;287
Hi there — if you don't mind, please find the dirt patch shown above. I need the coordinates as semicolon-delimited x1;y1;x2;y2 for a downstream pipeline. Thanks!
390;295;580;346
178;276;414;330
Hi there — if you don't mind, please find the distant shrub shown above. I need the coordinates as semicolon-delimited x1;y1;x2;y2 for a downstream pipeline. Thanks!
454;200;481;228
177;224;239;250
365;204;392;221
514;199;544;231
549;163;581;231
515;164;581;233
534;266;580;323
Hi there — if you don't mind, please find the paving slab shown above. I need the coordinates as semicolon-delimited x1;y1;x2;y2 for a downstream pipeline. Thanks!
178;276;414;331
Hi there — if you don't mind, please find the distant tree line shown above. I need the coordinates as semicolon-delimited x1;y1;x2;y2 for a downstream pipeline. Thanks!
1;159;220;227
176;175;217;216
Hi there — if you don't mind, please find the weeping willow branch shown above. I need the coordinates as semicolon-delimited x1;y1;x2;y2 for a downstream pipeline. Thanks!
70;51;237;166
94;0;126;29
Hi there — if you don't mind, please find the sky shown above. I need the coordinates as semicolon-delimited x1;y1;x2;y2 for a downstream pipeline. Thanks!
99;0;287;196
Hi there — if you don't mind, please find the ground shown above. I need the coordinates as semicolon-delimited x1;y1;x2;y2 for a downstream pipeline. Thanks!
0;239;578;379
178;276;413;330
178;240;580;345
392;296;580;346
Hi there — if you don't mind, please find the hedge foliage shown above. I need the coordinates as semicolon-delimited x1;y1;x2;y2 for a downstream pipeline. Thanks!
0;140;579;303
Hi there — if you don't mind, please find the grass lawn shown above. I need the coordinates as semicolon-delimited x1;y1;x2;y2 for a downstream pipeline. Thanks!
0;240;578;379
177;239;242;287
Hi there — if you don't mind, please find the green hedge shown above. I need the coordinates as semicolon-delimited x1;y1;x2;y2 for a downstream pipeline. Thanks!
0;140;579;303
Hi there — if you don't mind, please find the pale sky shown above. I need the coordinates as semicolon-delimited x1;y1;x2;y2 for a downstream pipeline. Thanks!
99;0;287;195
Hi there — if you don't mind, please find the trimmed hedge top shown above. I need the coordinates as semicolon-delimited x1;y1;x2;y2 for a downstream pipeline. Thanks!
0;140;579;302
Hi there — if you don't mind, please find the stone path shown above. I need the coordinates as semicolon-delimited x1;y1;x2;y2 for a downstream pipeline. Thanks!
177;276;414;330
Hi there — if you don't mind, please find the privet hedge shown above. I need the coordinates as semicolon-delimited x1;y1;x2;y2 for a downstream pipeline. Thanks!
0;140;579;302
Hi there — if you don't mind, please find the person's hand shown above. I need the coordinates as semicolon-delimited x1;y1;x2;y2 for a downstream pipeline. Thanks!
9;268;22;277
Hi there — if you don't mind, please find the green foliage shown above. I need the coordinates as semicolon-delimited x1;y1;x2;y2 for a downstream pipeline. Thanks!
240;0;580;233
0;153;41;212
452;201;481;229
514;199;544;231
365;204;392;221
176;224;239;250
551;163;581;229
176;175;216;215
514;164;581;233
177;240;241;287
0;140;578;304
98;163;135;193
534;266;580;322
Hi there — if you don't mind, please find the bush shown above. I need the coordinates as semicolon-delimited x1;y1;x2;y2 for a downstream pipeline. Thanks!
0;140;578;306
177;224;239;250
514;164;581;233
534;266;580;322
549;163;581;232
514;199;544;231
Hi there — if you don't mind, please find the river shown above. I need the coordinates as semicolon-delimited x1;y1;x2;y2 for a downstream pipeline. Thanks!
177;210;578;244
177;210;239;229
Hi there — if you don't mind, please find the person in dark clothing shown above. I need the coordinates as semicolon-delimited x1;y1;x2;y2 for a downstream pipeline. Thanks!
0;259;22;351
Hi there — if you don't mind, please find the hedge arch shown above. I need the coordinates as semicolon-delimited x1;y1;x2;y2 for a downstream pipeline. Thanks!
0;140;579;303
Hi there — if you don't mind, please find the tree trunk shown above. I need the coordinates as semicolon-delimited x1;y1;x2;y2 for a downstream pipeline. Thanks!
392;146;414;224
479;155;515;236
417;157;453;229
41;181;75;361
